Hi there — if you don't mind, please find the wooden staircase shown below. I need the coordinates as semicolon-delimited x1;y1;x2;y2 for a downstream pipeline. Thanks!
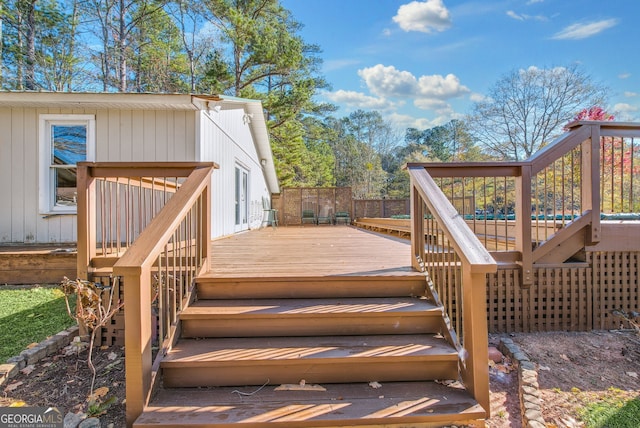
134;275;486;427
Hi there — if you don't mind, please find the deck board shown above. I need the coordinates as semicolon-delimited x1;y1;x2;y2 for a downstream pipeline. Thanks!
205;226;421;278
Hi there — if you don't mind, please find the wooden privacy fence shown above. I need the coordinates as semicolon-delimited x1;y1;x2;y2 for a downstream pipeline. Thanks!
275;187;352;225
352;198;410;218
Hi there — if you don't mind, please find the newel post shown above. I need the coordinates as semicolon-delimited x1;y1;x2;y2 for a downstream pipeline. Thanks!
119;265;153;427
461;268;490;416
583;125;601;244
409;172;425;271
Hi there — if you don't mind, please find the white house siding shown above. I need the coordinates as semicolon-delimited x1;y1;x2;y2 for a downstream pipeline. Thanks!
0;106;195;244
197;109;270;239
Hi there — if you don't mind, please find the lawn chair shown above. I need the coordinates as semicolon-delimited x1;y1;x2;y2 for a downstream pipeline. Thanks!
334;211;351;225
301;209;317;225
262;197;278;228
317;206;333;225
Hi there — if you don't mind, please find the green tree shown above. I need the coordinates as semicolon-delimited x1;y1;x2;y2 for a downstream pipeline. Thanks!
202;0;334;186
129;5;189;92
1;0;82;90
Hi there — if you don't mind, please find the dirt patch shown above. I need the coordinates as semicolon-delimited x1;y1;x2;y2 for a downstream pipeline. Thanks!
1;344;126;428
1;331;639;427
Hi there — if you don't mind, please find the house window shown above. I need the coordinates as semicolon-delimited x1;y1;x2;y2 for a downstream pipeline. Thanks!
39;115;95;213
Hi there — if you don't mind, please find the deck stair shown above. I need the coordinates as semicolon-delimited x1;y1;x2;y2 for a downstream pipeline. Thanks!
134;274;486;427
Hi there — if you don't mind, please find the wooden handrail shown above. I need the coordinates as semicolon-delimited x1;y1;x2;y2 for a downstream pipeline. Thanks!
406;122;640;285
408;165;497;416
112;164;215;427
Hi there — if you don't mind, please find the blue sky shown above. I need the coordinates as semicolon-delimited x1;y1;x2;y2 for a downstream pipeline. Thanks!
281;0;640;130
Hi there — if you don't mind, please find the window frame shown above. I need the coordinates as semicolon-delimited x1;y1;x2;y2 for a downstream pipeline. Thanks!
38;114;96;214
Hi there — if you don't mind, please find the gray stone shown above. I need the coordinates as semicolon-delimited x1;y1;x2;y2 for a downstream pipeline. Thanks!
0;363;19;380
520;360;536;371
524;409;544;421
523;399;541;410
522;394;541;406
513;351;529;362
64;412;86;428
78;417;101;428
6;355;26;370
55;330;74;347
521;385;539;396
527;421;546;428
500;337;514;345
21;345;47;365
42;338;59;355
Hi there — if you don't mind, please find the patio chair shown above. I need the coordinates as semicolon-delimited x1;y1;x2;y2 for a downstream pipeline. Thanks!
334;211;351;225
317;206;333;225
301;209;317;225
262;197;278;228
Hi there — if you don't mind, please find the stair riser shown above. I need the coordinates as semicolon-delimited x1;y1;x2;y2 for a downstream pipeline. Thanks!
181;316;442;338
162;360;459;388
196;278;427;299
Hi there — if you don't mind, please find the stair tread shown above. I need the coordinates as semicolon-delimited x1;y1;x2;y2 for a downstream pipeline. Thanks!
182;297;439;318
135;381;485;427
162;334;457;366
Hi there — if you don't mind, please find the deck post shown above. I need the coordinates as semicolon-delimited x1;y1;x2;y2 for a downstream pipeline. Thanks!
461;269;490;416
516;165;533;286
200;176;211;273
120;265;153;428
583;125;601;244
76;164;96;280
410;177;425;271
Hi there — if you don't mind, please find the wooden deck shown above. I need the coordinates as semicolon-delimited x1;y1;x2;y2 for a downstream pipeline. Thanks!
205;225;422;278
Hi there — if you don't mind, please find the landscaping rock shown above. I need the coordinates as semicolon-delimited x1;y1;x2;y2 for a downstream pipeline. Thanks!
63;412;86;428
488;346;503;363
78;417;101;428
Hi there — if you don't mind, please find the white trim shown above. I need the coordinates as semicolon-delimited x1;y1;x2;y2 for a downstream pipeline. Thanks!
39;114;96;214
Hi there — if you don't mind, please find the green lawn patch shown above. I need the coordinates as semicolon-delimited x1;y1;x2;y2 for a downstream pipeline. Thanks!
0;286;76;362
579;388;640;428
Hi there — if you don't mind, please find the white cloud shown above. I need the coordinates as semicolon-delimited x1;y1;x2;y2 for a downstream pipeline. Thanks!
506;10;547;21
387;112;442;129
527;0;544;4
507;10;524;21
615;103;639;113
619;73;632;79
358;64;469;102
417;73;470;98
393;0;452;33
382;28;392;37
470;92;489;102
614;103;640;121
625;91;638;97
324;89;395;110
552;19;618;40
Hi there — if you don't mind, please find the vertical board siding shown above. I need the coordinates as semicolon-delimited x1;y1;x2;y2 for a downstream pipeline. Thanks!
198;110;270;239
0;107;195;244
0;108;13;242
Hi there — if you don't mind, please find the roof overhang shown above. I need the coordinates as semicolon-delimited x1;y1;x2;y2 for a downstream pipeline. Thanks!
193;95;280;195
0;91;280;194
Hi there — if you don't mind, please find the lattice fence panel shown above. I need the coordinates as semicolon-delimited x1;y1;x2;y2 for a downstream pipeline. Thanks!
591;251;640;330
487;268;522;333
530;267;592;332
383;199;410;217
335;188;352;215
93;274;126;346
282;188;302;225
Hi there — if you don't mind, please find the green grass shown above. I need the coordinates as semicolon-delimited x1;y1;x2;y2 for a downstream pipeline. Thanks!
0;286;76;363
579;389;640;428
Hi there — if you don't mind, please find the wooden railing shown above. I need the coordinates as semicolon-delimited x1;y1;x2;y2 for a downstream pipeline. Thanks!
408;166;497;415
76;162;216;426
410;122;640;285
77;162;216;279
